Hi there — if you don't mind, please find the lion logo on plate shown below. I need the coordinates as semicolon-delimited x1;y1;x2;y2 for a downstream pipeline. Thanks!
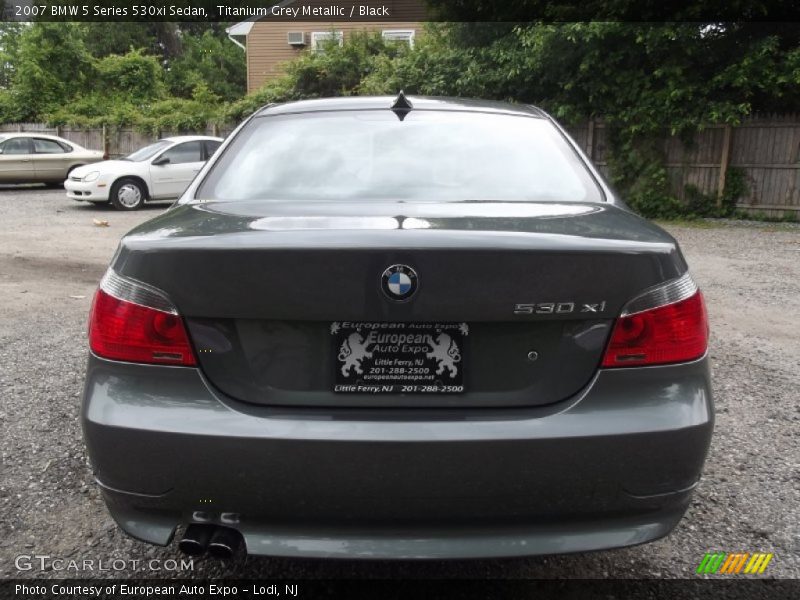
380;264;418;301
337;331;373;376
426;332;462;377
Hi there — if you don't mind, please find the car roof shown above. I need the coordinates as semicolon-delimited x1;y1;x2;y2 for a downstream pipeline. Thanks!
161;135;224;143
0;132;88;148
0;132;72;141
255;95;548;119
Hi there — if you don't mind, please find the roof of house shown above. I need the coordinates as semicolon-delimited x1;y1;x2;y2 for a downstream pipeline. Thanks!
226;1;303;37
226;0;426;38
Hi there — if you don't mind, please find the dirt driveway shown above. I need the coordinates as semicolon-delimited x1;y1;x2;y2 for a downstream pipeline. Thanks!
0;188;798;579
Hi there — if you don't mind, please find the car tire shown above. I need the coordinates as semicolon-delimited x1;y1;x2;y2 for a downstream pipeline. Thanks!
110;178;146;211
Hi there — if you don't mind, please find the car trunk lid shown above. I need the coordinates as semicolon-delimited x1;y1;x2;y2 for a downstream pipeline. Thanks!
111;200;685;408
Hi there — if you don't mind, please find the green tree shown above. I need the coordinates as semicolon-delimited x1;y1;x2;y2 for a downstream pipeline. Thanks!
46;50;168;128
423;0;798;22
225;30;411;120
80;23;158;58
80;22;183;62
415;3;799;216
165;30;245;102
0;22;23;89
7;22;94;121
97;49;165;103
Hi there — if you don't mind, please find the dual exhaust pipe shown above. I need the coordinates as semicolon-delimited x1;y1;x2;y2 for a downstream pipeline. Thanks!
179;524;242;559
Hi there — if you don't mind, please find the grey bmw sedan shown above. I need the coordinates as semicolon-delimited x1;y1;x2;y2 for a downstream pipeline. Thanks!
82;95;713;559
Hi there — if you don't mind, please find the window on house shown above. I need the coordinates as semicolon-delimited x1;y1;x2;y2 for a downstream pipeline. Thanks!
311;31;344;53
382;30;415;47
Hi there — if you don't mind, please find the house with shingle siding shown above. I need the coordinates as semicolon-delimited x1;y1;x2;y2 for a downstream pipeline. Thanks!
226;0;428;93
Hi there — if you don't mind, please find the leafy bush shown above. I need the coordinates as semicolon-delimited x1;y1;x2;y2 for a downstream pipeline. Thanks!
225;30;413;122
684;167;749;218
165;30;246;102
359;25;483;96
4;23;95;121
96;50;165;103
0;22;241;131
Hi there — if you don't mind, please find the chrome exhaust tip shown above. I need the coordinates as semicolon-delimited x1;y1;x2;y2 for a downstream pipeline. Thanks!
178;524;214;556
207;526;242;560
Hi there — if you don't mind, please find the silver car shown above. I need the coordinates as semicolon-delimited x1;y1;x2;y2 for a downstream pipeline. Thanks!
82;95;713;560
0;133;104;185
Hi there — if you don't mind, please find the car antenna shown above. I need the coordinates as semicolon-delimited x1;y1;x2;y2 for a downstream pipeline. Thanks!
390;90;413;121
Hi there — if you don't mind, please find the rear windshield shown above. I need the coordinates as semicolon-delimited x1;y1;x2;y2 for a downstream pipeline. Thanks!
197;111;602;203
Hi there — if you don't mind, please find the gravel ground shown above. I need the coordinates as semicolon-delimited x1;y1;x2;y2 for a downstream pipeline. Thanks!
0;188;798;580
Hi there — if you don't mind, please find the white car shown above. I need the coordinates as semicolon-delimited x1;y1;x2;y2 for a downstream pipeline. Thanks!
65;136;223;210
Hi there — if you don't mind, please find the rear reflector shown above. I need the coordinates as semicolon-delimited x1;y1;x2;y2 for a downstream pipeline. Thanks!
89;270;196;366
602;273;708;368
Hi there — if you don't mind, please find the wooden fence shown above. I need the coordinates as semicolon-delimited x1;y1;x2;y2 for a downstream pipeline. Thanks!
3;114;799;216
567;113;800;216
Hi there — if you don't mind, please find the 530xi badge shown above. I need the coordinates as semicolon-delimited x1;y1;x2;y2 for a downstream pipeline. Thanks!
514;301;608;315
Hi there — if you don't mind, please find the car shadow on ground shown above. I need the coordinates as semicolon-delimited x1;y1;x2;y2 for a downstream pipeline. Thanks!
0;183;55;191
67;201;168;212
0;184;172;211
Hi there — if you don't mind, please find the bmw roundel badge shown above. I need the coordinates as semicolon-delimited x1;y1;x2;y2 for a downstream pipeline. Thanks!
380;264;418;301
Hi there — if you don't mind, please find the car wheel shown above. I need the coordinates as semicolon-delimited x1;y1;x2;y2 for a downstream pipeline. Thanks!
110;178;146;211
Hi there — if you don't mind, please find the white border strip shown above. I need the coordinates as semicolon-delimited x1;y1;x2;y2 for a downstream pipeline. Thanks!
621;272;698;317
100;269;178;315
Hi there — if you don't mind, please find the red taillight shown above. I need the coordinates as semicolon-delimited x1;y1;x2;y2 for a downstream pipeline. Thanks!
602;290;708;368
89;276;196;367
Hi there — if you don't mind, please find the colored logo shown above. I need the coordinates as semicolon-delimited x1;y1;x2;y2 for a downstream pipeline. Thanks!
696;551;774;575
381;265;418;301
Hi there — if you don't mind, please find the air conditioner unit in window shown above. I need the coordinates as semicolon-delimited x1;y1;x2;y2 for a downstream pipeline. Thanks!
287;32;306;46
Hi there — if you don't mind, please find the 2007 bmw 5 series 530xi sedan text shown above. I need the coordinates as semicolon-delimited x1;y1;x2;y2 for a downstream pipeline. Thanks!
81;94;713;560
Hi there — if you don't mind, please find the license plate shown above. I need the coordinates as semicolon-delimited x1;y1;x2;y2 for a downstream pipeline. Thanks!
332;322;468;393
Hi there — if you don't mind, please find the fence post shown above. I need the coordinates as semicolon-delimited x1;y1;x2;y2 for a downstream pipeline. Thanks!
717;124;733;209
586;118;595;160
212;122;220;137
102;124;109;158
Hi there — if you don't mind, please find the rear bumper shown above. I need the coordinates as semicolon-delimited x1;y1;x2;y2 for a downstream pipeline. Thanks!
81;354;713;559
